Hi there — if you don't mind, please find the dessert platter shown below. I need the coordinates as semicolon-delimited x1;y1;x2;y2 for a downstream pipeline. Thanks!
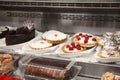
55;32;98;58
0;20;42;50
22;30;69;55
95;32;120;63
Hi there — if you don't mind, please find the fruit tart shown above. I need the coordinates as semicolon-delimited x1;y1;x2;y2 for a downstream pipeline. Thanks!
61;42;86;53
72;33;98;47
42;30;67;45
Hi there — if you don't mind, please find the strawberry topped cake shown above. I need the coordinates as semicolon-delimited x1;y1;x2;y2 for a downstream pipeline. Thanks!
61;42;86;53
29;40;52;50
72;33;98;47
42;30;67;44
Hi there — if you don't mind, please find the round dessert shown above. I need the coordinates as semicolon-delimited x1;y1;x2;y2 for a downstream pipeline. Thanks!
98;32;120;58
61;42;86;53
0;26;9;39
72;33;98;47
29;40;52;50
5;27;35;45
98;46;120;58
42;30;67;44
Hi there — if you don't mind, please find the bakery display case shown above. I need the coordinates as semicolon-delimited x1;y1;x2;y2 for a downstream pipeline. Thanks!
0;0;120;80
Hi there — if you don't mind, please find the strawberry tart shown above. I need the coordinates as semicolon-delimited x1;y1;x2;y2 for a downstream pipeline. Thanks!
29;40;52;50
42;30;67;44
72;33;98;47
61;42;85;53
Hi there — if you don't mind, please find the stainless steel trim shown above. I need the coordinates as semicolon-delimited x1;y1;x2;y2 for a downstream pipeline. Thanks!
0;1;120;9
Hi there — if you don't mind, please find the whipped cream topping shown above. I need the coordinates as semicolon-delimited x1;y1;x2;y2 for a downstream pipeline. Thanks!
101;47;119;58
77;37;96;44
43;30;67;41
73;33;97;44
29;40;52;49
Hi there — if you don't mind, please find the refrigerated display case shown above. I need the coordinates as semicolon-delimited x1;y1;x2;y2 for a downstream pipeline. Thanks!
0;0;120;80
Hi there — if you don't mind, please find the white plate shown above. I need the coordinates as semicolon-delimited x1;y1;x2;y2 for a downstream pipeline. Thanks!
22;43;58;56
0;31;42;49
55;42;97;58
95;48;120;63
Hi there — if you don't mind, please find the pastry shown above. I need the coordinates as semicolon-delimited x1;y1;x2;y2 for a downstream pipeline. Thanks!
29;40;52;50
114;31;120;45
102;72;115;80
72;33;98;47
102;72;120;80
0;54;14;73
5;20;35;45
0;26;9;39
42;30;67;44
61;42;86;53
98;32;120;58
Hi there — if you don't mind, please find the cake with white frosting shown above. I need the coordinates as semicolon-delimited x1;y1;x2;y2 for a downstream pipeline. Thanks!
29;40;52;50
61;42;85;53
72;33;98;47
42;30;67;44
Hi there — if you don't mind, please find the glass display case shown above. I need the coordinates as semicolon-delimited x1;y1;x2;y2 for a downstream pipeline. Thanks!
0;0;120;80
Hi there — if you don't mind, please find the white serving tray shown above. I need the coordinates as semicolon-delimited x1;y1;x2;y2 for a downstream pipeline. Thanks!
55;40;97;58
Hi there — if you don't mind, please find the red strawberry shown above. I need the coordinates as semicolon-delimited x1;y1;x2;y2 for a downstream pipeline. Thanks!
92;38;96;41
76;45;81;50
77;36;81;40
79;33;82;36
84;36;89;43
71;42;76;48
69;47;74;50
84;40;88;43
89;35;92;37
66;45;70;48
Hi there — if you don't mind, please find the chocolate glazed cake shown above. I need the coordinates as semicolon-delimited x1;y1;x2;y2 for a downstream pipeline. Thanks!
0;26;9;39
5;20;35;45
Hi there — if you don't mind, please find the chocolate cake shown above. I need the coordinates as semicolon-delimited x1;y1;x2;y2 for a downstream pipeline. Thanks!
5;20;35;45
0;26;9;39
